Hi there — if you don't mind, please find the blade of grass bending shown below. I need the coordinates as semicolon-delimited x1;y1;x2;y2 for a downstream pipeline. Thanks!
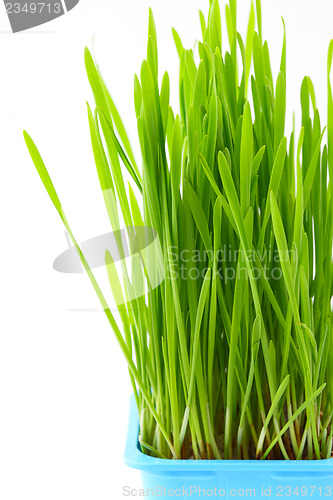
139;437;168;459
256;375;290;458
87;105;122;241
96;121;136;250
85;48;112;125
87;106;114;191
24;132;62;214
98;70;140;179
98;109;142;193
262;384;327;460
24;132;178;459
86;49;138;222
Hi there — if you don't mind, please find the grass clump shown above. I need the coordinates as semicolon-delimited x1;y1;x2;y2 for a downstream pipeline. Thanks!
24;0;333;460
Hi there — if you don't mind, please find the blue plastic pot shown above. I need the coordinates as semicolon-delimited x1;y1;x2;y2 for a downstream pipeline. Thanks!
124;397;333;499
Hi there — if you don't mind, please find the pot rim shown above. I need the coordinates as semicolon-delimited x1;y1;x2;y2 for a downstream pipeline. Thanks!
124;396;333;472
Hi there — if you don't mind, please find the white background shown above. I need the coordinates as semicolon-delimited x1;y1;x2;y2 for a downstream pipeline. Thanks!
0;1;332;499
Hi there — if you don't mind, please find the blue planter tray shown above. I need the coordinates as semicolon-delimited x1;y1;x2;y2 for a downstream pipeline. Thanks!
124;397;333;499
